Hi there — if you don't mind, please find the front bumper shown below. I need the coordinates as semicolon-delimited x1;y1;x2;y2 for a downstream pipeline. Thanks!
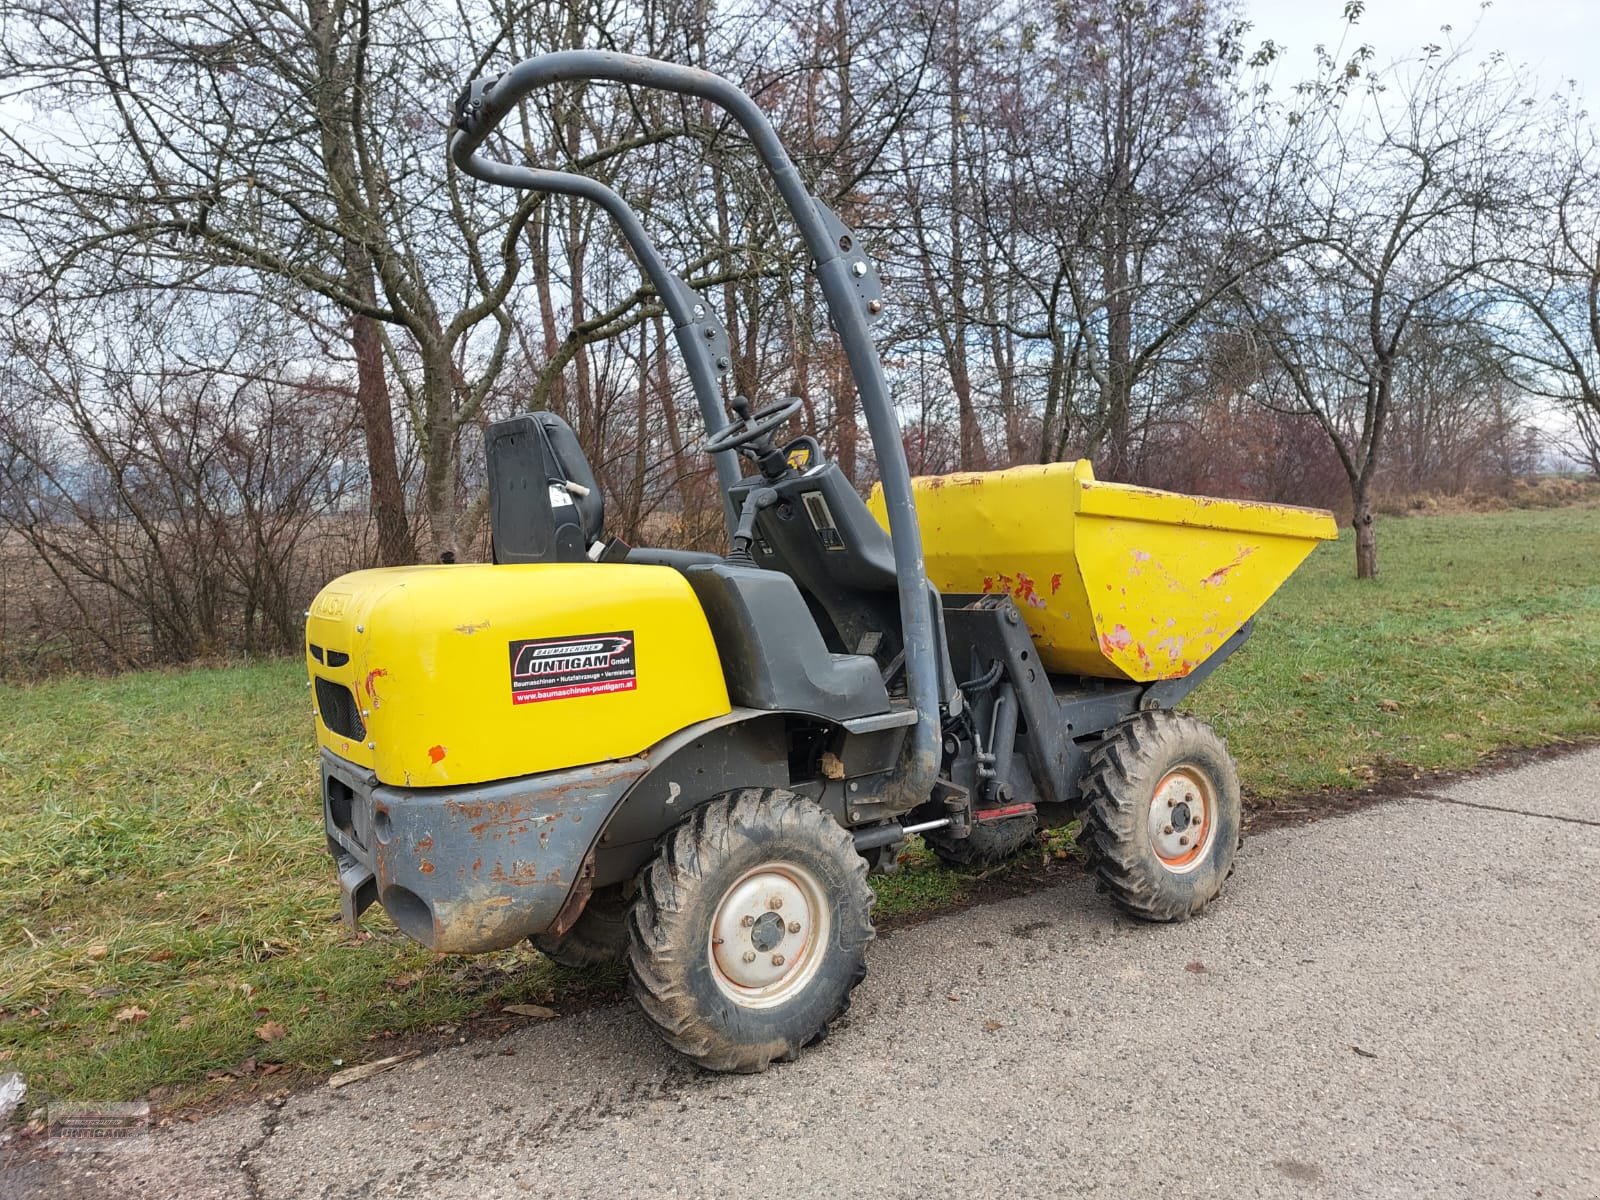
321;750;643;954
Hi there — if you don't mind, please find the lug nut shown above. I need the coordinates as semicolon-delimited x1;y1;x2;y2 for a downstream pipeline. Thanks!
1167;797;1176;808
768;896;783;910
1163;824;1173;835
788;921;801;933
1178;835;1190;847
1185;792;1195;803
741;914;754;927
771;954;785;966
742;951;756;963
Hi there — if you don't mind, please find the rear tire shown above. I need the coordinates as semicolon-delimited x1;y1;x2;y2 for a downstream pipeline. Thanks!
531;885;631;968
627;788;874;1073
1080;710;1241;922
924;813;1038;868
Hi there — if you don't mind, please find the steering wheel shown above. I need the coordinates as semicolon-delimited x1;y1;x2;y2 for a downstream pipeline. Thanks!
699;395;804;457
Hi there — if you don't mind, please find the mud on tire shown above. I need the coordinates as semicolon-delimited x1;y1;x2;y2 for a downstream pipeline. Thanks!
532;884;631;968
1079;710;1241;922
627;788;875;1073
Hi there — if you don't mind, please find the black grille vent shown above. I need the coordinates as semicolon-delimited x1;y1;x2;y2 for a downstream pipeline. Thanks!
314;677;365;740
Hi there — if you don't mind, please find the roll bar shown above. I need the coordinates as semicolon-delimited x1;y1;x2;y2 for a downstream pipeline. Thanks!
449;50;939;810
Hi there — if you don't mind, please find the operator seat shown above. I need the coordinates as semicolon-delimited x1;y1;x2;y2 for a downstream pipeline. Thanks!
727;457;958;705
485;412;720;570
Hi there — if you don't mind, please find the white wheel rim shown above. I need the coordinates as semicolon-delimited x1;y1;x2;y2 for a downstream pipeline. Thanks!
1146;766;1217;875
708;863;830;1010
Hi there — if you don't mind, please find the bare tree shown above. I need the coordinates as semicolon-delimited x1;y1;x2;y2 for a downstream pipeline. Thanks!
0;0;690;559
1492;92;1600;478
1240;35;1539;577
0;289;363;671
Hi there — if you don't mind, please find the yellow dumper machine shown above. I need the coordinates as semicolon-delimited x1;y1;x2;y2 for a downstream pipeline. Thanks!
306;52;1337;1073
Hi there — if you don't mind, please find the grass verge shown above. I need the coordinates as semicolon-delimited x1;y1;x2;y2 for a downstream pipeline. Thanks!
2;504;1597;1105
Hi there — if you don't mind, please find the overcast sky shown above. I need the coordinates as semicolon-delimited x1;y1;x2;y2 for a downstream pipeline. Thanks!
1238;0;1598;100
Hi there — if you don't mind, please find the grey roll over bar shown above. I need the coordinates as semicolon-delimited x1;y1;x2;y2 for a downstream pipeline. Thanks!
448;49;940;809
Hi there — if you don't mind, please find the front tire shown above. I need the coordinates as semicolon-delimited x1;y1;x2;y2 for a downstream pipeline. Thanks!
627;788;874;1073
1080;710;1241;922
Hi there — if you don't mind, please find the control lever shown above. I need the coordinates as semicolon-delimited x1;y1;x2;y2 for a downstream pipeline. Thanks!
725;486;778;566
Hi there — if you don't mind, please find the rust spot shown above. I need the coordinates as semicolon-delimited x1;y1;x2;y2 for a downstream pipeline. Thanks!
1202;548;1254;587
452;799;533;840
428;744;447;764
364;668;388;708
419;860;435;875
489;861;545;887
415;835;434;851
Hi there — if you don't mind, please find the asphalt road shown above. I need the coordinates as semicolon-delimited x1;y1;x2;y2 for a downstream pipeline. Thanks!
12;748;1600;1199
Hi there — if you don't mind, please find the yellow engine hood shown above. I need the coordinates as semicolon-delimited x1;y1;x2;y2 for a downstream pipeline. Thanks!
305;562;730;786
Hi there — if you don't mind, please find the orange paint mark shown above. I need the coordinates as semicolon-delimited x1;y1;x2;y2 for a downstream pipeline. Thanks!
364;668;388;708
428;744;447;764
1013;572;1047;609
1049;573;1062;595
1099;623;1133;656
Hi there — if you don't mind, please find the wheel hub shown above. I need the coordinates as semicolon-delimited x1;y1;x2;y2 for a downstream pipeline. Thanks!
708;863;830;1008
1147;768;1215;873
749;910;785;953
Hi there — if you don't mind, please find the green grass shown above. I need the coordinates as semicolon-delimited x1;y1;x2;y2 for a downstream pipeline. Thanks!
2;505;1598;1105
1188;504;1600;798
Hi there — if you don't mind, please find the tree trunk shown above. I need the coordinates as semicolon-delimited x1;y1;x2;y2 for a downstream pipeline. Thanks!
1352;487;1378;580
348;269;415;566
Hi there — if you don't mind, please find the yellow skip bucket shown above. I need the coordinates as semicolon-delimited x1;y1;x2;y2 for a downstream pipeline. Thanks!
869;461;1338;681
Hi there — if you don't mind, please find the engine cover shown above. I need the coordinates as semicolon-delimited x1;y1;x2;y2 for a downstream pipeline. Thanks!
305;562;730;786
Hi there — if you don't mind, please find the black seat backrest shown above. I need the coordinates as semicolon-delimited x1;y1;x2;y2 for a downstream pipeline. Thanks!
486;413;604;564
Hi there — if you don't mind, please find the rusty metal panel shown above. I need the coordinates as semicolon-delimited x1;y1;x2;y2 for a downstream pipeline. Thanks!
322;750;643;954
